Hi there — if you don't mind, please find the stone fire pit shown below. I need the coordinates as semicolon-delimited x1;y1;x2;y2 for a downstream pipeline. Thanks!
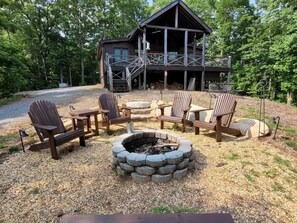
111;130;195;183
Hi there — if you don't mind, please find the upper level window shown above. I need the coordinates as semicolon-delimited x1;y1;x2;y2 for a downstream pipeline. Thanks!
114;48;129;63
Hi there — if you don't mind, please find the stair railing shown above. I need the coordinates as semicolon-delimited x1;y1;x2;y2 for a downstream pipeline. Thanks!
126;56;144;91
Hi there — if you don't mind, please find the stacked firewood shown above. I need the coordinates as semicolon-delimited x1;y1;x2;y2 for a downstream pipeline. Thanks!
150;82;183;90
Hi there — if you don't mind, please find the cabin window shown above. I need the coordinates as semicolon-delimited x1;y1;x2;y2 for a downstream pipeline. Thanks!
114;48;129;62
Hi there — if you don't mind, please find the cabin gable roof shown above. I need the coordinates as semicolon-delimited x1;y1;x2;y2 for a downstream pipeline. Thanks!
127;0;211;40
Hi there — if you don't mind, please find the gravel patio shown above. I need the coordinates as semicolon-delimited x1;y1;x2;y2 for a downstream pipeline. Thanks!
0;86;296;223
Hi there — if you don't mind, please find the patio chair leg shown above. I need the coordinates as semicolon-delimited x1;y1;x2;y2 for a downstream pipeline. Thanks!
160;120;164;129
195;126;200;135
49;134;59;160
79;136;86;147
182;122;185;133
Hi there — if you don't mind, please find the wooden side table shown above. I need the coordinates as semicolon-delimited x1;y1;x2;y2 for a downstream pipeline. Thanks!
69;109;99;138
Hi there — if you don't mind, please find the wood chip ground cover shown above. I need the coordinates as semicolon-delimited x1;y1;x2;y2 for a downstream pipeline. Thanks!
0;89;296;223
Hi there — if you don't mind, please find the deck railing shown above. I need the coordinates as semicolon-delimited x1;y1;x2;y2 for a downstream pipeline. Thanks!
106;53;229;68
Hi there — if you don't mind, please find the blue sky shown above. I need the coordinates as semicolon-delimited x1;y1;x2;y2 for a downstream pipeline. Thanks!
147;0;256;6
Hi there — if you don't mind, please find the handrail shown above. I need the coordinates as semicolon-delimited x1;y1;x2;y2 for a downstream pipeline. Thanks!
106;53;230;68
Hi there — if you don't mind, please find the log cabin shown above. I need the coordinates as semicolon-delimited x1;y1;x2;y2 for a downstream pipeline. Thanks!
98;0;231;92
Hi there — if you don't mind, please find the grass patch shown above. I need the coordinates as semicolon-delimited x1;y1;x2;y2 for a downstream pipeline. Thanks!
8;146;20;153
250;169;260;177
264;169;280;178
260;162;269;167
285;140;297;149
244;174;254;183
30;187;40;195
241;106;258;119
228;152;239;161
282;127;297;137
0;133;19;150
272;182;285;192
151;204;196;214
0;95;24;107
274;156;291;167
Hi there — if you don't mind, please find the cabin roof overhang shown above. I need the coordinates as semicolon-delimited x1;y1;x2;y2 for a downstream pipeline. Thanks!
127;0;212;41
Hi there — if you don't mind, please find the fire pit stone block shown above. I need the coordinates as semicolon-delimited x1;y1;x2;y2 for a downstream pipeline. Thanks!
119;163;135;172
126;153;147;166
117;151;130;162
152;174;172;183
158;164;176;175
131;173;151;183
146;154;167;167
135;166;156;176
117;166;129;176
173;168;188;179
164;151;184;164
188;160;195;170
112;145;126;157
178;145;192;158
177;158;190;170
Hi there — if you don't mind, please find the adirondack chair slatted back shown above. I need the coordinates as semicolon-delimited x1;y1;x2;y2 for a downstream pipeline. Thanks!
28;100;66;140
171;92;192;118
210;94;237;127
98;93;120;121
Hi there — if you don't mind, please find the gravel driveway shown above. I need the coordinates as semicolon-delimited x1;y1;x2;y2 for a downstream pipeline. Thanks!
0;84;106;134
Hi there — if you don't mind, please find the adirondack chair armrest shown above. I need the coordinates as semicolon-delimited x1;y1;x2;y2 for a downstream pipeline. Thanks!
100;109;110;114
192;108;212;120
158;104;171;116
191;108;212;113
181;107;191;112
212;111;235;118
158;104;171;109
31;123;57;131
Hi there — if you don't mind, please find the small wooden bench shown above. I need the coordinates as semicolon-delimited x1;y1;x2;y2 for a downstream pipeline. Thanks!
60;213;234;223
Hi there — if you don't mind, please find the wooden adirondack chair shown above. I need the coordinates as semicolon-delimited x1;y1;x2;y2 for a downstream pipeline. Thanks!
159;92;192;133
98;93;131;134
28;100;86;160
193;93;242;142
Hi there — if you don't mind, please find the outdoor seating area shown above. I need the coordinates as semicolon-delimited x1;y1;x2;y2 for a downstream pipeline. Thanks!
0;89;296;223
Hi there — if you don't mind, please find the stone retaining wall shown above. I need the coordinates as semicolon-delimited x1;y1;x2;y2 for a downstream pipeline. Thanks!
111;130;195;183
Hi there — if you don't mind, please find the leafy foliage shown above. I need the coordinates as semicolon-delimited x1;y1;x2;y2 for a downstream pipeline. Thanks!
0;0;296;105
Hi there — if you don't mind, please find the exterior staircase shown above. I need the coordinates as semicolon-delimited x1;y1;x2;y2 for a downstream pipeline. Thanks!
107;56;144;92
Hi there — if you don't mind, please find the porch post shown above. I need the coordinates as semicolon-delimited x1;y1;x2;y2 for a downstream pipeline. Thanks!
164;28;168;90
201;32;206;91
138;35;141;58
227;56;231;84
184;71;187;90
143;28;147;89
164;70;167;90
193;35;196;65
184;30;188;90
164;28;168;65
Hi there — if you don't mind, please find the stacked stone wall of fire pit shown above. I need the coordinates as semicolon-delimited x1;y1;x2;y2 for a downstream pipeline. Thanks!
111;130;195;183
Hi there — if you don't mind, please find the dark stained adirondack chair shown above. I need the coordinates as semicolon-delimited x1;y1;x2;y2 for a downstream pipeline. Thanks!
159;92;192;133
98;93;131;134
193;93;242;142
28;100;86;160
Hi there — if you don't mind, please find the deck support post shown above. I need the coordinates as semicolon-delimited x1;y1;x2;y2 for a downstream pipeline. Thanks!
164;28;168;65
164;70;167;90
184;30;188;90
184;70;187;90
138;35;141;58
143;28;147;89
201;33;206;91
